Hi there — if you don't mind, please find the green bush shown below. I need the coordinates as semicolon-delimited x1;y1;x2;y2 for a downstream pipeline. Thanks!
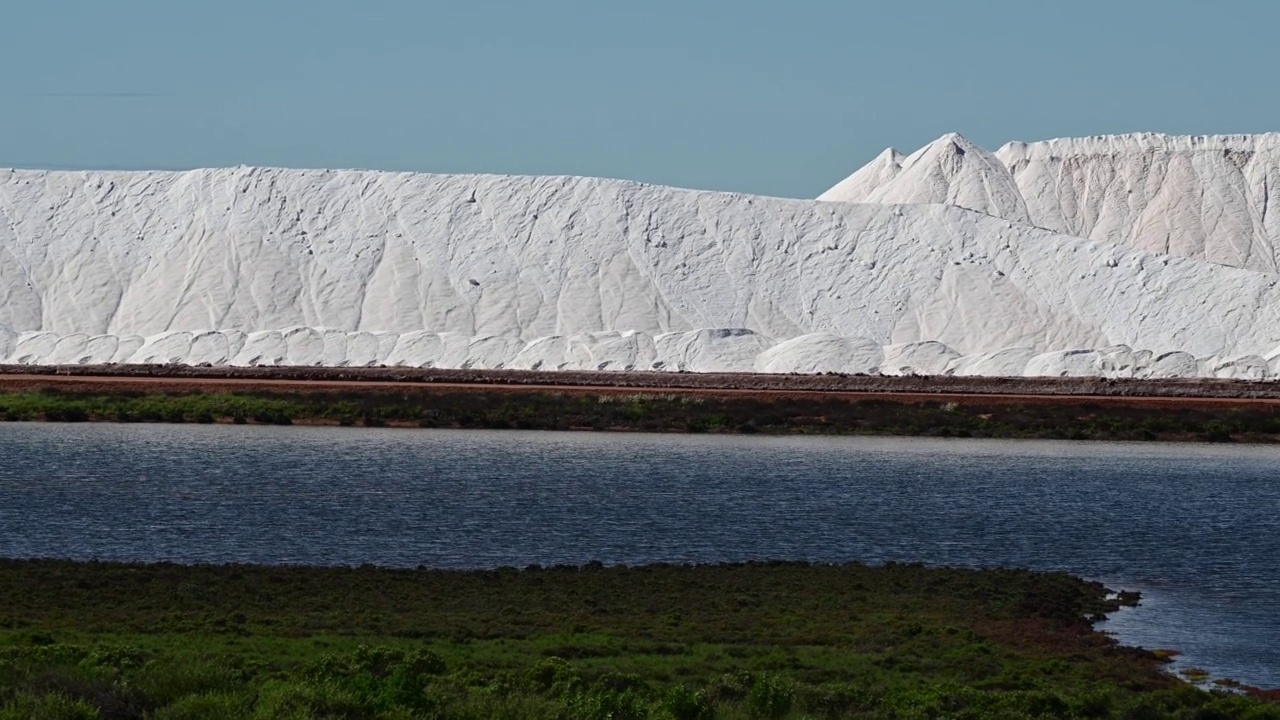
0;693;101;720
297;646;440;714
149;691;254;720
527;656;581;697
797;682;874;717
250;680;365;720
131;658;244;708
1203;421;1234;443
747;673;793;719
567;686;648;720
83;643;146;671
659;684;715;720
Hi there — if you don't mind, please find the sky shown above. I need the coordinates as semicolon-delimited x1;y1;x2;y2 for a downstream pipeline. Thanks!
4;0;1280;199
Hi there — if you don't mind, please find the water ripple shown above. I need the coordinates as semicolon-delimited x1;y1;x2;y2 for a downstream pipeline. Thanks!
0;425;1277;687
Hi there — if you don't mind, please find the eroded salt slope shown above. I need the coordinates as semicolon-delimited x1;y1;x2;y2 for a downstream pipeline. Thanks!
6;326;1277;379
999;134;1280;272
822;132;1280;273
5;166;1280;377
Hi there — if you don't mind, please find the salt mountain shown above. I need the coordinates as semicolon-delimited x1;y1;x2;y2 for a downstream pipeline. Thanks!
3;132;1280;378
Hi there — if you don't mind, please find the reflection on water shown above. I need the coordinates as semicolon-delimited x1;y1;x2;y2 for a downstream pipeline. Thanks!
1;424;1277;687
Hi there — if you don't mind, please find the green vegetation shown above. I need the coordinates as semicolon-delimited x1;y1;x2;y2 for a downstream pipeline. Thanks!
3;386;1280;441
0;560;1275;718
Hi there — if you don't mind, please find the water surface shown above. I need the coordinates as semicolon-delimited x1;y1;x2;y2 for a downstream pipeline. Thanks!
1;424;1277;687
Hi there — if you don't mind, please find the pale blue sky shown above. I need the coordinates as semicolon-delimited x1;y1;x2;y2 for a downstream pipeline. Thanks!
5;0;1278;198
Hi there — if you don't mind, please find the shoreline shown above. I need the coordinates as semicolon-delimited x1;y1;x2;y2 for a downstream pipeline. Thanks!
1093;588;1278;700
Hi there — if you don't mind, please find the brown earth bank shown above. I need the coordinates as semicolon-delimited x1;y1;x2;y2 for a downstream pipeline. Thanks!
5;363;1280;404
7;363;1280;400
3;368;1280;441
5;373;1280;411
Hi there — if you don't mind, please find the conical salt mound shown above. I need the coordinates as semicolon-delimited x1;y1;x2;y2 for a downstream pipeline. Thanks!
817;147;904;204
819;133;1031;225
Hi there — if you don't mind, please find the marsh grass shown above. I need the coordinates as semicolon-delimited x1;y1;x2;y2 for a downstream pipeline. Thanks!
0;560;1276;718
2;389;1280;442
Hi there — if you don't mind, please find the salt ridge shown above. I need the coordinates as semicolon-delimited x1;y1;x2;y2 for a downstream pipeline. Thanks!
4;153;1280;377
824;132;1280;273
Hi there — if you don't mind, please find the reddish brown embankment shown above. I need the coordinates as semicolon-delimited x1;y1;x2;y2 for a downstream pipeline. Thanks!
4;364;1280;403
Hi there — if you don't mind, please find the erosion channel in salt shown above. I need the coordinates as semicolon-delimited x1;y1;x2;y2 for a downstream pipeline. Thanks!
7;132;1280;378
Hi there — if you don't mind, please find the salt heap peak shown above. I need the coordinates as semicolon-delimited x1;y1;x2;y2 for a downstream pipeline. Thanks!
816;147;904;205
824;131;1280;273
819;133;1032;225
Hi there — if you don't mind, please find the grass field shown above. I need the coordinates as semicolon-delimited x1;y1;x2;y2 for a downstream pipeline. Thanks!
0;560;1276;719
3;387;1280;441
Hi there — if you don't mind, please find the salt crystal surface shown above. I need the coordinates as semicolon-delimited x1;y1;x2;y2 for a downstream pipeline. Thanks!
5;143;1280;379
825;132;1280;273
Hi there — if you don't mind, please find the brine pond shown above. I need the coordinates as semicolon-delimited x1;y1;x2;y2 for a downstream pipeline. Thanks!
1;424;1277;688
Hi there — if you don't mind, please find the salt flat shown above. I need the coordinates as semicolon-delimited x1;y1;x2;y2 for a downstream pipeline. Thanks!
4;135;1280;378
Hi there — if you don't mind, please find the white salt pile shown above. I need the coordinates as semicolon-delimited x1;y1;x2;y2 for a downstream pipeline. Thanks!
4;133;1280;378
822;132;1280;274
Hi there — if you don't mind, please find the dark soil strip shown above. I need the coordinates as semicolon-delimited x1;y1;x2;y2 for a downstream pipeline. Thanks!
6;363;1280;399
